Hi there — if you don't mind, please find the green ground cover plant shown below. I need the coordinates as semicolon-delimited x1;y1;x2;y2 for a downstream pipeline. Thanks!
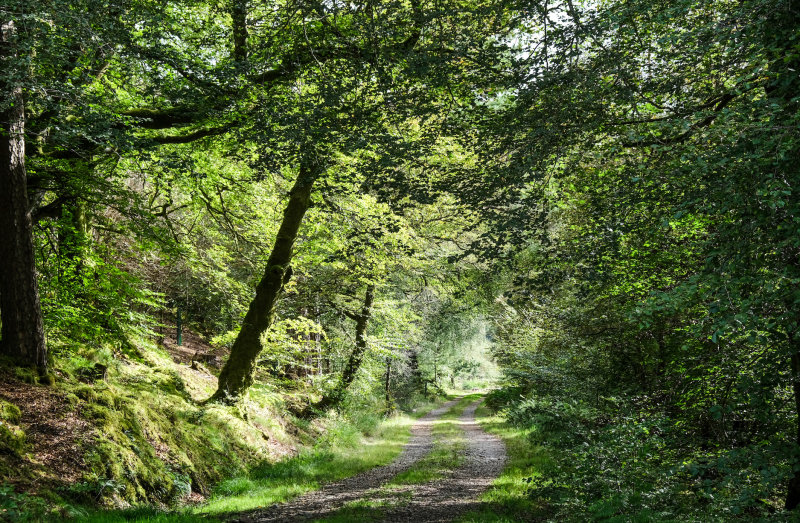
458;401;554;522
77;399;443;522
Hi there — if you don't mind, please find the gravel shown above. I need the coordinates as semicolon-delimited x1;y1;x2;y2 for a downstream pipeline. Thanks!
233;397;463;522
377;398;507;522
231;396;506;522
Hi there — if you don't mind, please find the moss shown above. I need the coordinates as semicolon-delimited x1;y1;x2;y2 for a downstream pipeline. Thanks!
12;337;292;511
39;372;56;386
0;400;21;424
93;389;117;408
153;370;190;399
82;404;114;426
65;393;81;409
74;384;98;403
13;367;39;385
0;422;26;455
73;384;116;408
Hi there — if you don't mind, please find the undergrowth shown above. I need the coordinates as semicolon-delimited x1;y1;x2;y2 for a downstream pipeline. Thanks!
77;398;442;522
466;388;798;522
458;400;553;522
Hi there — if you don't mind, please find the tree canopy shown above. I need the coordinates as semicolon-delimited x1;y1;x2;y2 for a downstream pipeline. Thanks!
2;0;800;518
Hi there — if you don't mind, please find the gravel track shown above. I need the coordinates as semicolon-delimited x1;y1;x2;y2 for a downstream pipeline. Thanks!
377;398;507;522
234;397;463;522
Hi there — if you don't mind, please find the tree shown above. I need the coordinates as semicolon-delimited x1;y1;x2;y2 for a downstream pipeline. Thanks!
210;0;520;402
466;0;800;514
0;16;46;371
212;161;318;400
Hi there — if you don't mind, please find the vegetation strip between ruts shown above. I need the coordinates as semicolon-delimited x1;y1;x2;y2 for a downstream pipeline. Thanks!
315;394;478;522
242;396;467;522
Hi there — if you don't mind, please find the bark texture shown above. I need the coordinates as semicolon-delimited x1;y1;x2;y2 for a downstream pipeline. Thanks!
0;21;47;371
211;165;317;402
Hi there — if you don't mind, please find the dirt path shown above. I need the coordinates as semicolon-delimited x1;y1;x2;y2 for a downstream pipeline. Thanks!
232;396;507;523
233;397;463;522
376;398;507;522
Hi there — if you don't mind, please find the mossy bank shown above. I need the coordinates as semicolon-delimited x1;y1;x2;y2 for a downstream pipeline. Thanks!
0;335;411;521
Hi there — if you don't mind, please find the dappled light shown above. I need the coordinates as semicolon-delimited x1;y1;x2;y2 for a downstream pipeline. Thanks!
2;0;799;521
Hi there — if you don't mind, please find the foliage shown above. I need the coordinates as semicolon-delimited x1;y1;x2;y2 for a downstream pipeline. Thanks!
471;0;800;517
7;0;800;518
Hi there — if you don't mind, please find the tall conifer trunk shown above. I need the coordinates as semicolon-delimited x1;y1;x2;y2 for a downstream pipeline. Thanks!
0;21;47;372
211;165;317;402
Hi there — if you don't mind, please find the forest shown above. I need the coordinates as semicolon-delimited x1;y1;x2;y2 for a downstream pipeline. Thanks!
1;0;799;521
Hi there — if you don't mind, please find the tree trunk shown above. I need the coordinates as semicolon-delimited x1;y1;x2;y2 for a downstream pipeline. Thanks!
338;284;376;391
409;348;422;390
384;356;393;413
231;0;248;61
0;21;47;372
211;165;317;402
310;284;376;412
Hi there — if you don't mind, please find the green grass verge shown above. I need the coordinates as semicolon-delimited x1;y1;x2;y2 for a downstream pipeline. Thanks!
197;412;418;517
457;402;554;522
78;399;444;522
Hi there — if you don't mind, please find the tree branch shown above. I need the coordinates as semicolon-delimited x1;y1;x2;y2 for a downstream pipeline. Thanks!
151;124;232;144
621;93;736;148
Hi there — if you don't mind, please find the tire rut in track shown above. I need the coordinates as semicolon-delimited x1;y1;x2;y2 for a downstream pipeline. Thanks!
376;398;507;522
232;397;463;522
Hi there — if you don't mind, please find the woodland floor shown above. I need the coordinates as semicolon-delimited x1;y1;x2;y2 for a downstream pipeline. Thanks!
231;395;507;523
0;372;94;490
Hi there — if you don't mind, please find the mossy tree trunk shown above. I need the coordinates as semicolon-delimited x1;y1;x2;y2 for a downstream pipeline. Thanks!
211;164;318;402
338;284;375;391
312;284;375;412
0;21;47;372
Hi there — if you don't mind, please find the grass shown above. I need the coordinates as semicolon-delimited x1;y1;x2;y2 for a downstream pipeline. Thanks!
315;394;481;522
388;393;477;486
77;398;444;522
197;412;419;516
457;402;554;522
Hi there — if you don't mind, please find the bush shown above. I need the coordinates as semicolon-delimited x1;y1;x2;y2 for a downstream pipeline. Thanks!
0;484;49;521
